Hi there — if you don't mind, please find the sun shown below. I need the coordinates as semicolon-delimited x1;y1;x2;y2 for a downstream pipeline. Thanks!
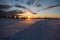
28;16;31;19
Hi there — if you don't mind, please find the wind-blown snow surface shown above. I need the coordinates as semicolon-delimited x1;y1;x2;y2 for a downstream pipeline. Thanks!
0;18;60;40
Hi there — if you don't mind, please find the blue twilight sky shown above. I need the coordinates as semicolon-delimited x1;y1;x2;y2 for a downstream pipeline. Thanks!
0;0;60;18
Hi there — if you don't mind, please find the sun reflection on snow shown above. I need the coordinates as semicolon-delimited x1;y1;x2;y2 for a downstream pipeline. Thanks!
23;19;34;24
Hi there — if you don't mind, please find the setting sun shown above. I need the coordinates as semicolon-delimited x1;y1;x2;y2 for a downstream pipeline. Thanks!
28;16;31;19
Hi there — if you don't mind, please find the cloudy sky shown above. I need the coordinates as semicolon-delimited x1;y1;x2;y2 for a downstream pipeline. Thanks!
0;0;60;18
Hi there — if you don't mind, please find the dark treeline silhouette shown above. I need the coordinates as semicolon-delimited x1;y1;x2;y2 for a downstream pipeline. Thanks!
0;15;60;20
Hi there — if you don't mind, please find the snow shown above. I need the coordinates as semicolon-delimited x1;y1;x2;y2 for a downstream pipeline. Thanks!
0;18;60;40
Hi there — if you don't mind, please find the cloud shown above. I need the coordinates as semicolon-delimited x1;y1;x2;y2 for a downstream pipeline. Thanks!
35;4;42;9
8;10;24;14
26;0;38;5
15;0;24;4
0;4;11;9
32;12;37;14
0;10;7;15
15;5;26;9
15;0;20;1
26;0;34;5
44;5;60;10
0;9;24;16
36;4;42;7
46;0;54;2
24;8;37;14
26;0;41;10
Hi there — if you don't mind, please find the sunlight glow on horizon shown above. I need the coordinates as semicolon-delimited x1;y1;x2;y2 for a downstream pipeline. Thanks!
28;16;31;18
0;0;60;18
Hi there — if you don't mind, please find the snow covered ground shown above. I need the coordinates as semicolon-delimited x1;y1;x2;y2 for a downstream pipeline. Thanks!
0;18;60;40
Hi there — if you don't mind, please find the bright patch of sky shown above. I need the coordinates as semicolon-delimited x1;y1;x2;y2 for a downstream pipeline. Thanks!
0;0;60;18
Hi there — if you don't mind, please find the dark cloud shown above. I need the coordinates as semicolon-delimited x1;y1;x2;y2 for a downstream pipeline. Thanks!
15;5;26;9
0;4;11;9
35;4;42;9
0;9;24;16
36;4;42;7
8;10;24;15
44;5;60;10
33;13;37;14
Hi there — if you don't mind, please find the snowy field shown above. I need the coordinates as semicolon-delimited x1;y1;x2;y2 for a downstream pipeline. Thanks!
0;18;60;40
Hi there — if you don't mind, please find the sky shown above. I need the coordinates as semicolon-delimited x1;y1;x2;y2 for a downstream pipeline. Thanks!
0;0;60;18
